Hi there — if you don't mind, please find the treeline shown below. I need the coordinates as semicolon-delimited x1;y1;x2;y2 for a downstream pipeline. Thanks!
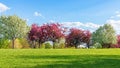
0;15;119;49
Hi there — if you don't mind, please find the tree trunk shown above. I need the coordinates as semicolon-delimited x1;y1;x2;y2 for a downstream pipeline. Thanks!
12;38;15;49
53;44;55;49
75;45;78;49
53;41;55;49
38;42;41;48
87;43;90;48
33;41;36;48
31;41;34;48
31;41;36;48
102;43;111;48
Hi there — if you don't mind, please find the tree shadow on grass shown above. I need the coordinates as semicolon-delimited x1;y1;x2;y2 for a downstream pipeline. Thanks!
34;59;120;68
17;55;120;68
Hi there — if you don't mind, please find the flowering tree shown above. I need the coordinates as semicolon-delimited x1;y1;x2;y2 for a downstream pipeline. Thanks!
28;23;65;48
66;28;91;48
28;24;39;48
112;35;120;48
42;23;65;48
28;24;38;41
117;35;120;47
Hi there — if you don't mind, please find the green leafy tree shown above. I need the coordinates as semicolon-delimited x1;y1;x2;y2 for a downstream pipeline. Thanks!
92;24;117;48
0;15;28;48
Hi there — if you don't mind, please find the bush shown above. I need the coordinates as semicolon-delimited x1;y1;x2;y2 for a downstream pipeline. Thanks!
93;43;102;48
0;39;10;48
58;43;65;48
19;38;30;48
53;42;59;49
53;38;65;49
45;42;52;49
40;43;45;49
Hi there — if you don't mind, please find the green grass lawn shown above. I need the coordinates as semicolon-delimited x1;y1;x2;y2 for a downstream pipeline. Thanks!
0;49;120;68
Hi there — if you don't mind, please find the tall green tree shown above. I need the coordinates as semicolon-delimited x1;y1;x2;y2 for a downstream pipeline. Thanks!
0;15;28;48
92;24;117;48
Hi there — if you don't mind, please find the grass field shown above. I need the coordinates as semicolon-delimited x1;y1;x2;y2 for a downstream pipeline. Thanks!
0;49;120;68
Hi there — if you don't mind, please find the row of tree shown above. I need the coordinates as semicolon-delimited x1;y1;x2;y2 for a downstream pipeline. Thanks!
0;15;120;49
28;23;64;48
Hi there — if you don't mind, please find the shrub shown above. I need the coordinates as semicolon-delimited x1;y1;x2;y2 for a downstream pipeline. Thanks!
45;42;52;49
53;42;61;49
19;38;30;48
0;39;10;48
40;43;45;49
59;43;65;48
90;43;102;49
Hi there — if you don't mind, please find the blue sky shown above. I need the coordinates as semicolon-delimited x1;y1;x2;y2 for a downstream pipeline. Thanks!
0;0;120;33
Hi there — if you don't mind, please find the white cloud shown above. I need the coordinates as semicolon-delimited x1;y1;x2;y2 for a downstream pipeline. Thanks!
62;22;101;28
110;11;120;19
47;11;120;34
49;20;55;22
62;22;83;27
116;14;120;17
61;22;101;32
110;16;115;19
61;20;120;34
85;22;100;28
0;3;10;13
106;19;120;34
115;11;120;14
34;12;42;17
25;19;29;22
23;18;29;22
107;11;120;34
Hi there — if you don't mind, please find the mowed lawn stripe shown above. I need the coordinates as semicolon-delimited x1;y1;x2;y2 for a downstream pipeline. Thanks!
0;49;120;68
